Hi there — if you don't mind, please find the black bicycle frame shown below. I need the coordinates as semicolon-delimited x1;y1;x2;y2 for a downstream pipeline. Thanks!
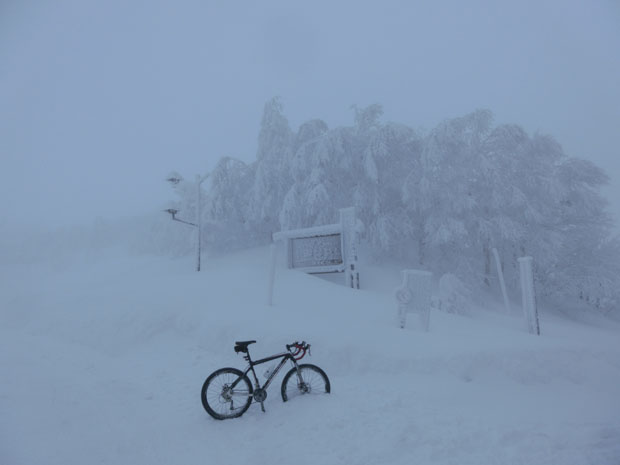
232;351;298;393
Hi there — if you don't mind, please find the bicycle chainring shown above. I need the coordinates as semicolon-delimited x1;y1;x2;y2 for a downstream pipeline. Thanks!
253;388;267;403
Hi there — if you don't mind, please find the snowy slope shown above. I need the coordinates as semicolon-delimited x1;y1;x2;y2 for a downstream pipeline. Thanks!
1;247;619;465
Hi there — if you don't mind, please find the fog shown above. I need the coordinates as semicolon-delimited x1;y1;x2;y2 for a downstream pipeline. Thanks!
1;0;619;231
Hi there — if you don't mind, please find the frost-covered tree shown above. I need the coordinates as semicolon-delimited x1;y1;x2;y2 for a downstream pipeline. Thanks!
358;122;421;256
204;157;255;251
547;157;619;310
403;110;492;276
475;125;562;288
165;98;620;315
248;97;294;240
280;119;336;230
280;105;422;258
352;103;383;133
477;124;531;282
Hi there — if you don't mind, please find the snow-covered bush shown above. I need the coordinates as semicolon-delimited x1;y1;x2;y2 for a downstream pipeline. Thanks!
438;273;472;314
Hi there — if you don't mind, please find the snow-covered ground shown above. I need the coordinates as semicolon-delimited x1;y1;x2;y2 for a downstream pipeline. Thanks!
1;246;619;465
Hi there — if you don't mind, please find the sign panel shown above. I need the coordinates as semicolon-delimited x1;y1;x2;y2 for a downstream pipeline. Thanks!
290;233;343;270
270;207;359;294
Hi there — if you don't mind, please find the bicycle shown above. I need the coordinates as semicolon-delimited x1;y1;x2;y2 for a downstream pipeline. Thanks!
200;340;330;420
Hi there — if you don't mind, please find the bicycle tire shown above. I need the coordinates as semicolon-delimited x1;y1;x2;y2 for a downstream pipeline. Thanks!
281;364;330;402
201;367;253;420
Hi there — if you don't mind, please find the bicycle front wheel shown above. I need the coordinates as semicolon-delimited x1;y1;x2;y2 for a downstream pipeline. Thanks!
281;364;330;402
201;368;253;420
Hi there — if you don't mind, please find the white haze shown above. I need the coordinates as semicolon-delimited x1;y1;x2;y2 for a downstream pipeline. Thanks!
1;0;619;231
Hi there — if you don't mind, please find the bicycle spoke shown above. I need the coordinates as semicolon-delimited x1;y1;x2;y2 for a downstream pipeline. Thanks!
202;369;252;418
283;365;329;400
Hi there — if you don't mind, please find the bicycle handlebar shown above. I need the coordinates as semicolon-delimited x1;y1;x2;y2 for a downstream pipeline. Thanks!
286;340;309;351
286;341;311;360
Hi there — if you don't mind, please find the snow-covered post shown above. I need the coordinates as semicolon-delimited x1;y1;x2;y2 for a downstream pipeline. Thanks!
492;248;511;314
340;207;359;289
267;242;277;306
395;270;432;331
518;257;540;335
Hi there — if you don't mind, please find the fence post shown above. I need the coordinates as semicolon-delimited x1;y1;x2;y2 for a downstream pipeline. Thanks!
340;207;359;288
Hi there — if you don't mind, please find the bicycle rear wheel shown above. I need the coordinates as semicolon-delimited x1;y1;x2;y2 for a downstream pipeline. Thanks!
201;368;253;420
281;364;330;402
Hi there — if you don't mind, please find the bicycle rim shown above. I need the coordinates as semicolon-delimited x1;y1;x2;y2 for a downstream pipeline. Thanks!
202;368;252;419
281;364;330;402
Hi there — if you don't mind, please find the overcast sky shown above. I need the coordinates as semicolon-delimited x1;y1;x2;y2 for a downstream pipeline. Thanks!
1;0;619;231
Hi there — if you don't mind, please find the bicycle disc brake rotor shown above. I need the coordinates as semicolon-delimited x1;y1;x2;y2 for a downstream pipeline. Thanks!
220;385;233;402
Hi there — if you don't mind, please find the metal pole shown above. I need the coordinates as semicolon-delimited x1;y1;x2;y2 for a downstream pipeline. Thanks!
196;174;201;272
195;172;209;272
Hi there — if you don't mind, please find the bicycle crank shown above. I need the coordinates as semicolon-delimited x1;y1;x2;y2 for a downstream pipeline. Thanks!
253;388;267;412
253;388;267;403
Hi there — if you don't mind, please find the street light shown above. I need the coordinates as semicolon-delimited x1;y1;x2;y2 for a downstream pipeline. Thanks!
165;172;210;271
163;208;197;226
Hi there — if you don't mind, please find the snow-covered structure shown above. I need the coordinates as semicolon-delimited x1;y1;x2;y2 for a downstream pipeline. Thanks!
396;269;433;331
271;207;360;295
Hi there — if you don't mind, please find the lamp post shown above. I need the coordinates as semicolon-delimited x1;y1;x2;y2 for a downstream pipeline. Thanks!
165;172;210;271
194;173;209;271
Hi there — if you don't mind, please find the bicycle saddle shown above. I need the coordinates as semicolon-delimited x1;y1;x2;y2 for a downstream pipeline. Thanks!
234;340;256;353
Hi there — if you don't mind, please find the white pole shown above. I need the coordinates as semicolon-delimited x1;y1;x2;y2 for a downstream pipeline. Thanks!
492;248;511;314
518;256;540;335
267;243;277;306
339;207;357;288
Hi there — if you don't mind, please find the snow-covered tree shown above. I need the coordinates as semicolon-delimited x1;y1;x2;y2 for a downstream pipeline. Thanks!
547;157;619;311
204;157;255;251
403;110;492;277
165;98;620;315
248;97;295;240
358;121;421;257
280;119;338;230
